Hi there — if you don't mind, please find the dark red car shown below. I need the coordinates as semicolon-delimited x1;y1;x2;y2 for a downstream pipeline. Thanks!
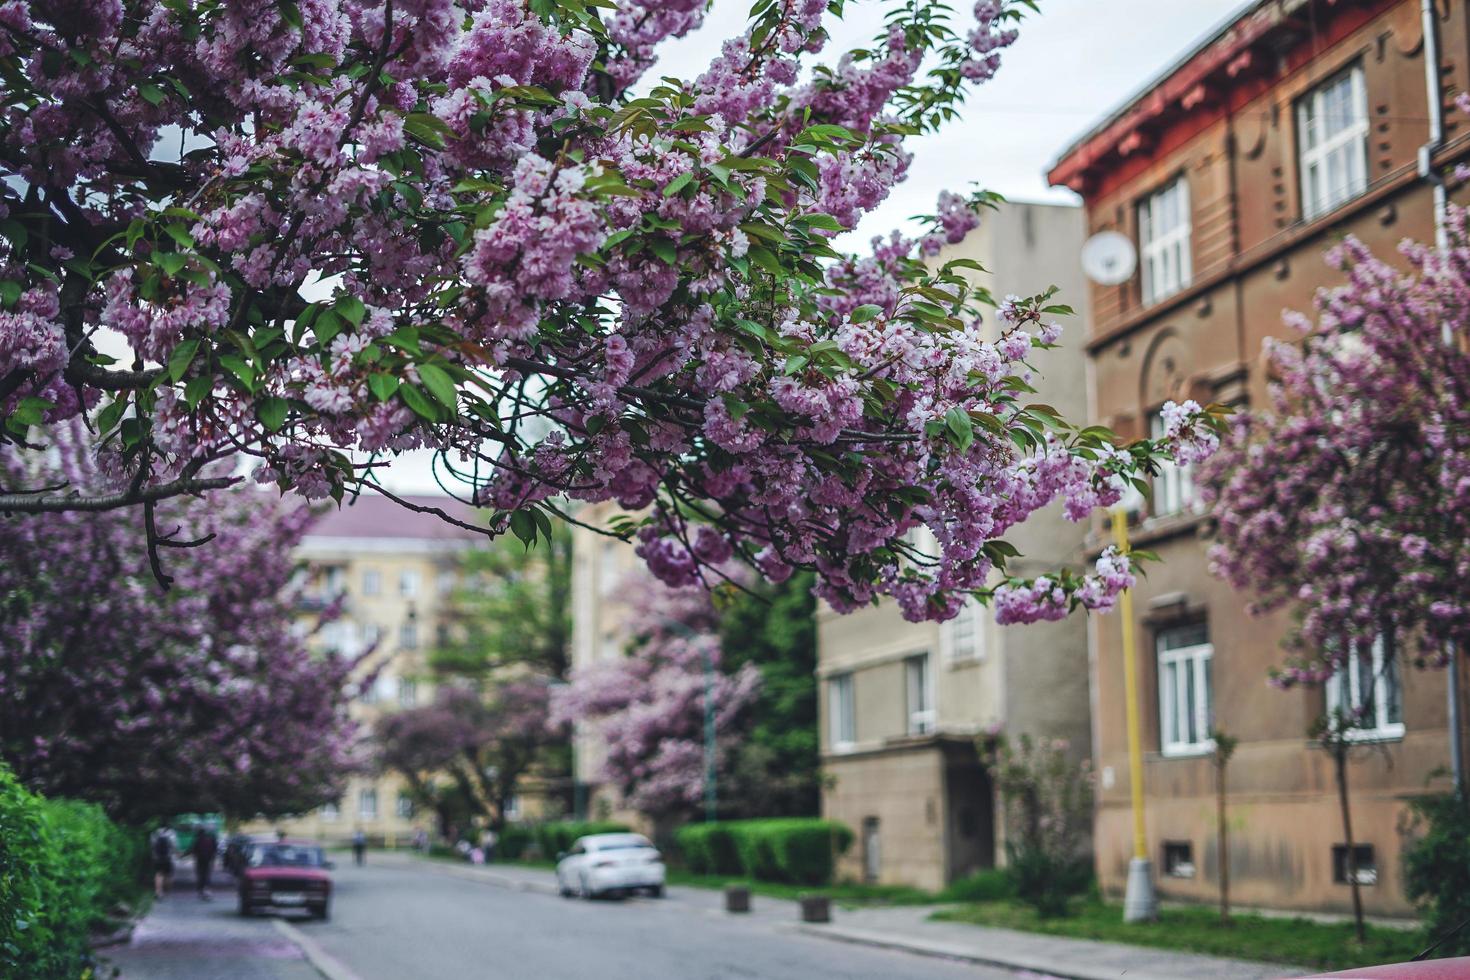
237;839;334;920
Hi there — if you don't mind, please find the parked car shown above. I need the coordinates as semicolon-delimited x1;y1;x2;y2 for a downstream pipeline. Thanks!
237;840;334;919
556;833;665;899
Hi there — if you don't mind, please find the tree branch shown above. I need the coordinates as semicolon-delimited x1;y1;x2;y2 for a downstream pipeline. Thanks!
0;475;239;514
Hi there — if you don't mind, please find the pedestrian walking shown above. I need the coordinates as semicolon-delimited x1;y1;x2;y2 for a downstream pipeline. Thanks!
192;824;219;900
150;827;176;899
352;828;367;866
480;827;498;863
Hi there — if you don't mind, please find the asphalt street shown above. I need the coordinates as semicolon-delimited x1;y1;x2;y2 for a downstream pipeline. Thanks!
109;858;1023;980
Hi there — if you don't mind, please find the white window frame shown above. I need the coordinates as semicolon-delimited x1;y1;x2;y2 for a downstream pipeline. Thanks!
1326;635;1404;741
359;788;378;819
362;568;381;596
1297;64;1369;221
1149;409;1199;518
940;599;984;664
599;543;621;597
398;621;419;650
399;568;420;598
320;801;340;822
829;673;856;750
906;654;936;735
1157;625;1214;756
396;792;415;819
398;678;418;708
1138;177;1192;306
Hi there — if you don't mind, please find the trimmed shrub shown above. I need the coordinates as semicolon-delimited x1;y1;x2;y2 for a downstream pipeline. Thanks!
1404;794;1470;957
0;763;144;979
673;819;852;886
937;868;1014;903
497;825;533;861
531;821;631;859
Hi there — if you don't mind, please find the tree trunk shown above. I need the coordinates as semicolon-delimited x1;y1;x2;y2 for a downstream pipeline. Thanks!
1334;744;1366;943
1216;760;1229;923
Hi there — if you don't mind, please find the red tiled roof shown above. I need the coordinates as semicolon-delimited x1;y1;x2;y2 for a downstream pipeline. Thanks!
305;493;486;541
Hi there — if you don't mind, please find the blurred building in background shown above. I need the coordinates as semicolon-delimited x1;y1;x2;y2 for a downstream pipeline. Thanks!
816;200;1094;892
245;494;481;846
1050;0;1467;915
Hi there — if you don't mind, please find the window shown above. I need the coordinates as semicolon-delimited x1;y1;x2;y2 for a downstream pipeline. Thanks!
1157;622;1213;755
942;599;983;663
599;542;621;597
399;569;420;597
906;654;935;735
323;565;345;595
829;673;856;749
1149;409;1199;517
1298;65;1368;220
398;621;419;650
1163;841;1195;878
396;792;415;819
505;795;522;821
320;801;340;822
398;679;418;708
359;679;379;705
362;568;381;596
358;788;378;819
1138;178;1191;305
1333;844;1377;886
1326;635;1403;739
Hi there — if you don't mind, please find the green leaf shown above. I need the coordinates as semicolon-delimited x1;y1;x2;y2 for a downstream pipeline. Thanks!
218;353;255;391
258;396;289;432
184;375;212;408
0;281;20;308
510;509;537;547
96;397;128;435
156;253;186;277
747;244;783;275
337;296;366;326
398;383;440;421
649;238;676;264
402;112;450;149
945;406;974;451
849;304;882;323
368;372;399;402
417;363;457;411
167;339;200;382
662;172;694;197
139;83;166;106
9;396;52;427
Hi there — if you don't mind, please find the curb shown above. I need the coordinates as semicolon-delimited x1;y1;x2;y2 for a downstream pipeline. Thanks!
273;919;364;980
793;923;1083;979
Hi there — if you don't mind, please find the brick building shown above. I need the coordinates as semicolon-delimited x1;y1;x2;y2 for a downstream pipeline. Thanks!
1048;0;1469;915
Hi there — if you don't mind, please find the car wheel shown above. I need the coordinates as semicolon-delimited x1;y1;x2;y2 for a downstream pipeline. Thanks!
579;874;593;900
648;885;664;898
557;874;573;898
238;894;252;917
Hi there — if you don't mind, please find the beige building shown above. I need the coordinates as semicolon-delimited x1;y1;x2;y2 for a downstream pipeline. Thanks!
818;201;1094;892
244;494;482;845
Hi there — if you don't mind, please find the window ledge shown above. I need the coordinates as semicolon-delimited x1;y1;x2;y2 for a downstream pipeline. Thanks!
1159;741;1216;759
1338;725;1405;744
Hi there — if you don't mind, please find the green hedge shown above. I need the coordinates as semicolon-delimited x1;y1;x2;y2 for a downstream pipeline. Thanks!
497;825;533;861
1;763;145;979
531;821;631;859
674;819;852;886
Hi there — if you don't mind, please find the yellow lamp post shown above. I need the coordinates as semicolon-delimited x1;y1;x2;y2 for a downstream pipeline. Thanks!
1114;508;1157;922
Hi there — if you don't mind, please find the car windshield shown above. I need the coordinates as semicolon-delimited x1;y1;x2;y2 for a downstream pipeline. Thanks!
249;844;325;868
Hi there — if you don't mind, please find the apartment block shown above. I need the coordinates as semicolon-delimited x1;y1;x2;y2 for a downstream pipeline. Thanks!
1049;0;1470;915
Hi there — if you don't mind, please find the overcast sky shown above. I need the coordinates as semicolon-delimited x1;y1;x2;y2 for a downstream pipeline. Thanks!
380;0;1249;494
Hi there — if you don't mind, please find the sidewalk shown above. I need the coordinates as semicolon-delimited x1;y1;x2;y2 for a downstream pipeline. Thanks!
379;851;1295;980
105;859;321;980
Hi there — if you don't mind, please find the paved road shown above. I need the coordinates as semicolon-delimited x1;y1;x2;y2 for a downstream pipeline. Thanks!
113;857;1024;979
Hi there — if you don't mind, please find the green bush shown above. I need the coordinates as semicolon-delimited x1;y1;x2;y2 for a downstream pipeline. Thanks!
497;825;533;861
1006;847;1092;918
531;821;630;859
673;819;852;886
1404;793;1470;957
0;763;144;979
938;868;1015;903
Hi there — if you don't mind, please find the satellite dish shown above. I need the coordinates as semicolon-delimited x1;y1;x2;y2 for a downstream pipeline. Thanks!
1081;231;1137;286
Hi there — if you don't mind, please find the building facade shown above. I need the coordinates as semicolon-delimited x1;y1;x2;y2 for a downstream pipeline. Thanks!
818;201;1095;893
245;494;482;845
1048;0;1470;916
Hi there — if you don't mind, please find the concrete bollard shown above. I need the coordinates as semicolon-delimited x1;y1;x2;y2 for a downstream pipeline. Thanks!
724;885;751;913
799;895;830;923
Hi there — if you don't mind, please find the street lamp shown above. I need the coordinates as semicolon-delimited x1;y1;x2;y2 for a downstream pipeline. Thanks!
1113;508;1157;922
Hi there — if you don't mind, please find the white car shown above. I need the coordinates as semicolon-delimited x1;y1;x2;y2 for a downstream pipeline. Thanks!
556;833;666;899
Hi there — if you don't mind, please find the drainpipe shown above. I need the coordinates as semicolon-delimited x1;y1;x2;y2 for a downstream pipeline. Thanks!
1418;0;1462;798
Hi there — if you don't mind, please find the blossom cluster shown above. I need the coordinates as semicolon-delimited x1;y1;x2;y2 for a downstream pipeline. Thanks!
1206;215;1470;685
0;0;1216;626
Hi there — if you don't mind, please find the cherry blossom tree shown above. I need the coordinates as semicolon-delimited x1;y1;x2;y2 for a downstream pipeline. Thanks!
1205;215;1470;685
375;680;561;831
0;424;359;822
551;574;760;818
0;0;1219;623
